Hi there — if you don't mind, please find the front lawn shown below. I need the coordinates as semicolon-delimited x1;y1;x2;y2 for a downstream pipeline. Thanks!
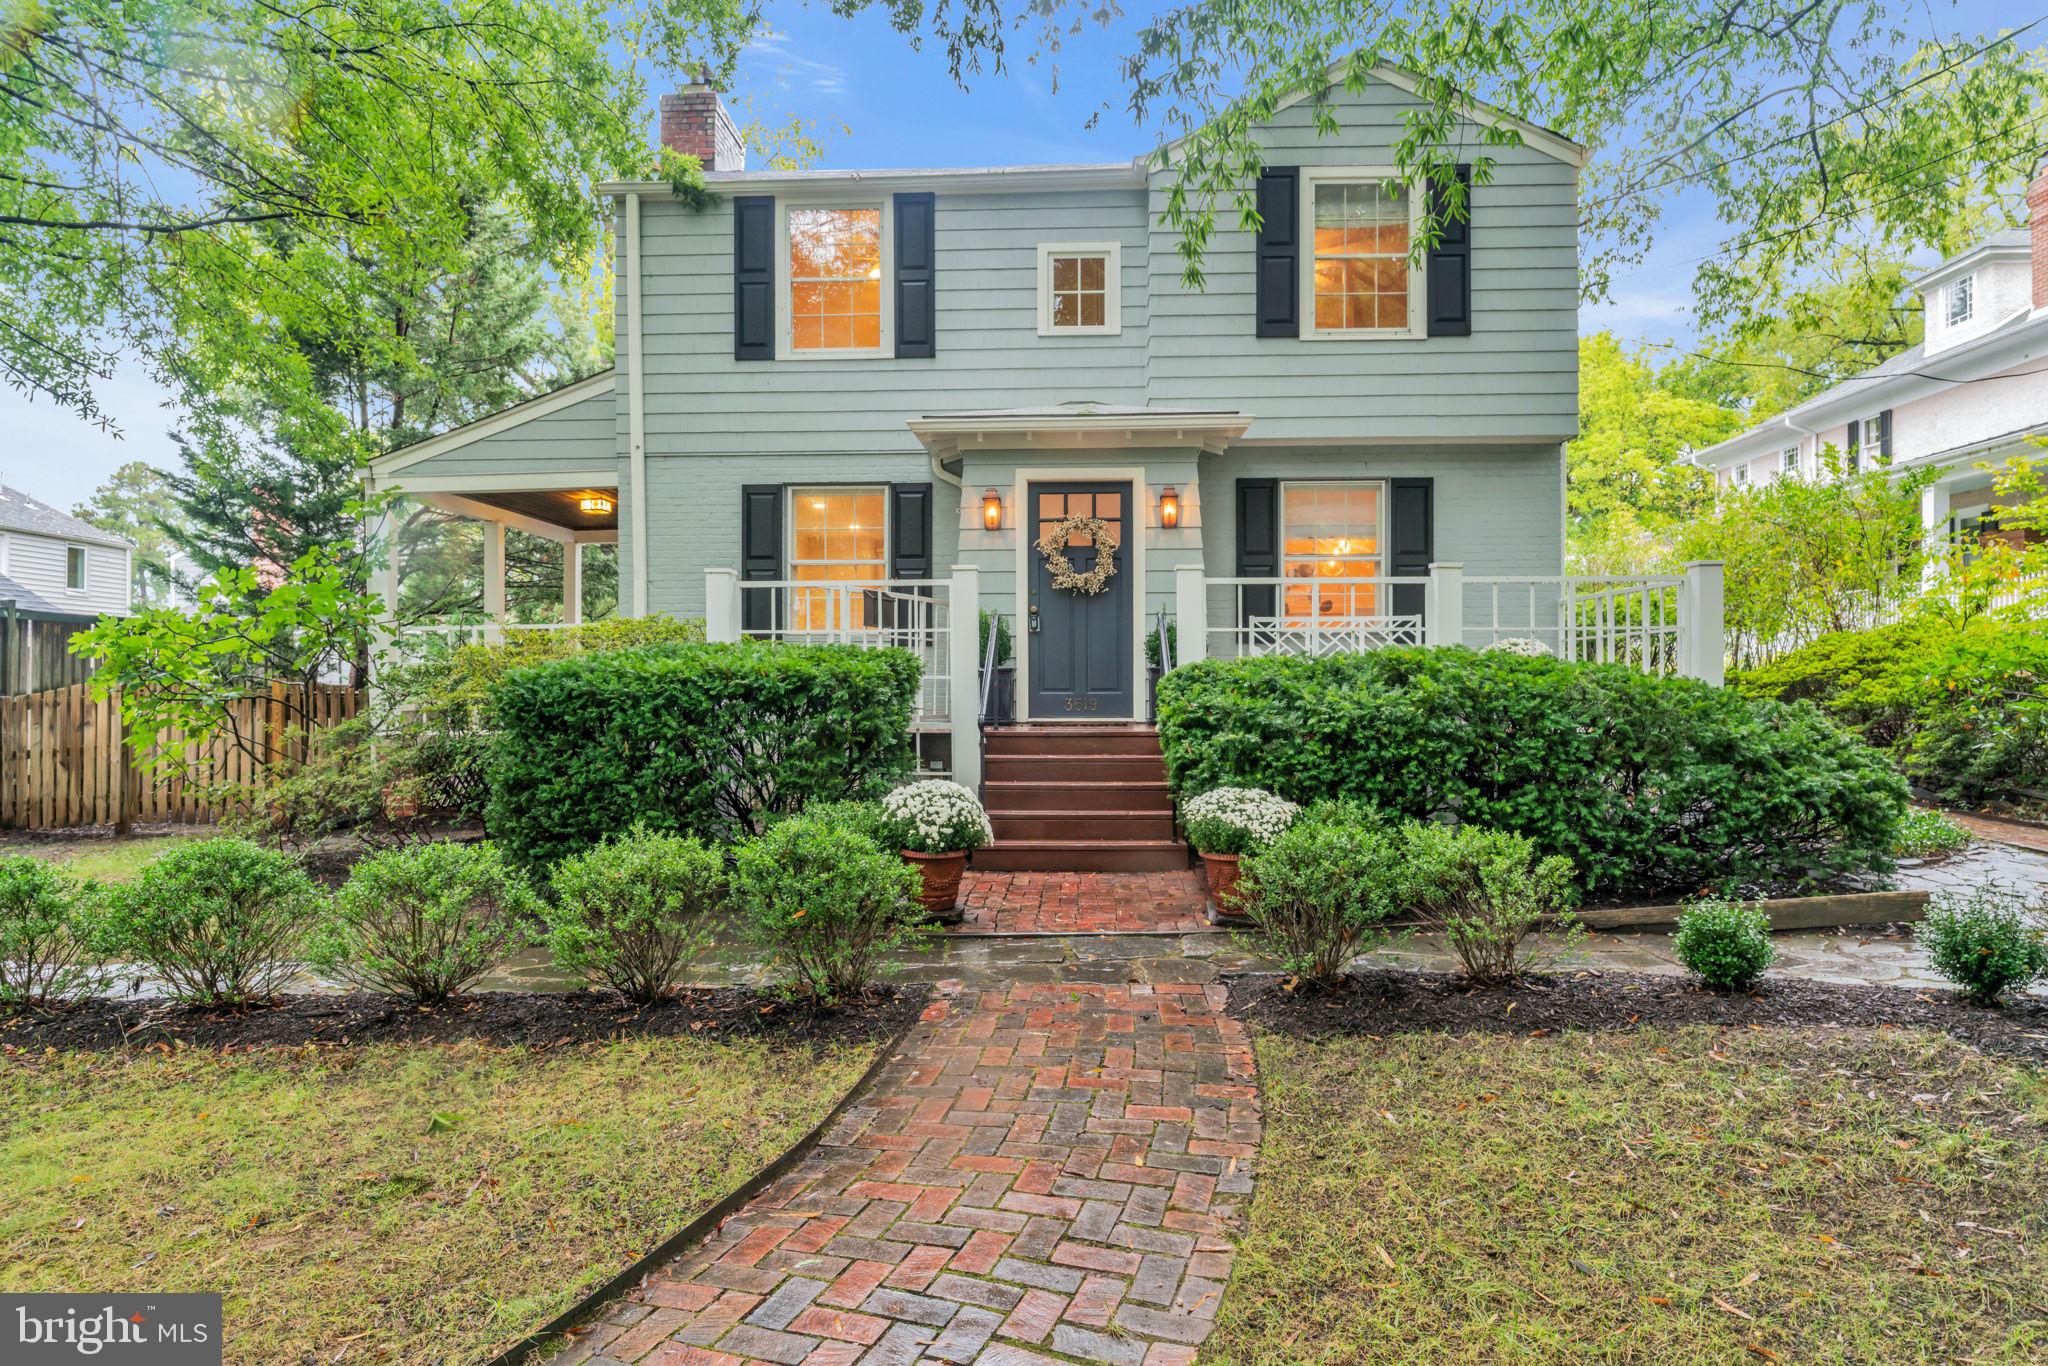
1206;1026;2047;1364
0;1034;881;1364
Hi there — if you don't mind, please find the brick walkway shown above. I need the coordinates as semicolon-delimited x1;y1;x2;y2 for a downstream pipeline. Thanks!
558;982;1259;1366
956;873;1211;935
1942;808;2048;854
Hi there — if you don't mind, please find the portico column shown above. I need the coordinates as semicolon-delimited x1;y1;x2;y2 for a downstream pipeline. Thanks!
1920;481;1954;586
562;542;583;625
482;518;506;641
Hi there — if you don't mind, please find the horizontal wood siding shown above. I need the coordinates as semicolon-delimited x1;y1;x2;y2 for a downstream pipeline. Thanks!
0;682;361;830
385;389;619;481
2;533;130;616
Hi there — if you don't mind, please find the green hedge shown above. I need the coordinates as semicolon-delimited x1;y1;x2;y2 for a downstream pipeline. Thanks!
1155;648;1905;899
486;640;921;872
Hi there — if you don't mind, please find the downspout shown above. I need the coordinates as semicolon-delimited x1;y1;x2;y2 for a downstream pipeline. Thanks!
928;449;962;490
627;192;649;617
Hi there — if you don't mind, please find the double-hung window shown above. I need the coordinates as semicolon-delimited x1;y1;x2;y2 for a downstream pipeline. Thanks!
785;206;886;354
1778;445;1800;478
1303;172;1421;338
788;487;886;629
1280;481;1385;620
1946;273;1975;327
65;545;86;591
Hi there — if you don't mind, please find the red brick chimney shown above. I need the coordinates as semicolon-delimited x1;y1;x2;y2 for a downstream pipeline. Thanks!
2031;158;2048;310
660;72;743;173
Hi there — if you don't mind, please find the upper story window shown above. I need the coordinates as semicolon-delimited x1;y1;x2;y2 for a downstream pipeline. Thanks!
786;206;885;354
1037;243;1121;335
1733;464;1751;487
1304;172;1420;338
1281;481;1385;619
65;545;86;591
1946;273;1975;327
788;486;887;628
1780;444;1801;477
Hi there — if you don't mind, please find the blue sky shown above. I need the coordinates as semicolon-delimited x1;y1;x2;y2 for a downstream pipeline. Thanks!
0;0;2019;511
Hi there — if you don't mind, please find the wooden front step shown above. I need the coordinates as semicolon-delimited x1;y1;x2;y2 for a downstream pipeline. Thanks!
984;726;1163;757
973;839;1190;873
990;809;1178;842
983;780;1172;813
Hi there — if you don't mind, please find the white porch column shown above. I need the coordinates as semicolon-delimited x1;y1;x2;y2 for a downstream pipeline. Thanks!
481;519;506;642
948;566;982;793
1920;481;1954;585
562;542;583;625
366;498;400;688
1682;560;1726;686
704;568;740;643
1426;562;1465;647
1175;565;1209;666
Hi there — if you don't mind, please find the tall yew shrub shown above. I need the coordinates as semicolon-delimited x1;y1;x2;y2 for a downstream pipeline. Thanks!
1156;649;1904;900
487;641;920;872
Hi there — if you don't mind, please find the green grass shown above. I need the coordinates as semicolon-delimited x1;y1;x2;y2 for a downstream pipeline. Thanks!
1894;807;1975;860
1;832;201;883
0;1036;879;1364
1204;1027;2048;1365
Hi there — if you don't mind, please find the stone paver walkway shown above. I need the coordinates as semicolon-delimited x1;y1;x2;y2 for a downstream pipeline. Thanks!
957;873;1210;935
558;982;1258;1366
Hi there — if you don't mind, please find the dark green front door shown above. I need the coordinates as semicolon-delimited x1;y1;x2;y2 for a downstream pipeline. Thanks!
1027;481;1134;719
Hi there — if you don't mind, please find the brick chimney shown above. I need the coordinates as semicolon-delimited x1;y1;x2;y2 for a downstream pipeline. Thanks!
660;72;744;174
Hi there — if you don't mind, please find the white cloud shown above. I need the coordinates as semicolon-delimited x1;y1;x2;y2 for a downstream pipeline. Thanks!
745;29;849;99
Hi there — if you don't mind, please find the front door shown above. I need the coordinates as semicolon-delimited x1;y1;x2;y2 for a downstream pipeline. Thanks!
1027;481;1134;719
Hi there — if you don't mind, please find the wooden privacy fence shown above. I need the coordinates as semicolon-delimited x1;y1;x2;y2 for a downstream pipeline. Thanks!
0;682;362;830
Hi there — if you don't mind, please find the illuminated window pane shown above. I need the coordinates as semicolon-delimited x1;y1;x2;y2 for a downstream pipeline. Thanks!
1046;252;1113;331
1279;482;1385;622
789;208;883;351
1310;182;1410;333
788;486;888;628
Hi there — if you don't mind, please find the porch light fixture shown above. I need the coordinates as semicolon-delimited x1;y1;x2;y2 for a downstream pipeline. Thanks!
1158;486;1180;529
578;492;616;516
982;488;1004;531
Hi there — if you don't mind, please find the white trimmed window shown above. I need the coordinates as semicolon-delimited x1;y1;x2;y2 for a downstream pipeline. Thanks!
1037;243;1121;335
65;545;86;591
1733;464;1751;487
1301;170;1422;339
1946;273;1975;327
1280;481;1386;619
788;486;887;629
782;205;889;355
1779;445;1801;478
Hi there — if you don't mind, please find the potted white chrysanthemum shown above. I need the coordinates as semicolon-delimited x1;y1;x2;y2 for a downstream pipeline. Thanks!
881;780;994;921
1180;787;1299;922
1487;636;1552;657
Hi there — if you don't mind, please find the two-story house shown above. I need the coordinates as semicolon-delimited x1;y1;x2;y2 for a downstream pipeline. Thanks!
365;68;1712;866
1691;160;2048;556
0;480;134;693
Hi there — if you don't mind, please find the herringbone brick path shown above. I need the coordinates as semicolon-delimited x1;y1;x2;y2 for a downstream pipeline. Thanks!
957;873;1211;935
555;982;1259;1365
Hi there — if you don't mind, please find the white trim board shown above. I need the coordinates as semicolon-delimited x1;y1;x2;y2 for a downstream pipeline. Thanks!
368;371;616;478
382;470;619;496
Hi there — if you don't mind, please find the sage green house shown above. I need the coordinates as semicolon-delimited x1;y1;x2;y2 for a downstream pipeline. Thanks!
369;66;1719;804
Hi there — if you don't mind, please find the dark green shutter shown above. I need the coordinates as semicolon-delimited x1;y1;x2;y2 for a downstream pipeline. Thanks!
1425;165;1472;337
740;484;782;632
1876;409;1894;462
894;193;936;359
733;196;775;361
1236;478;1280;624
1389;479;1434;629
1846;419;1861;471
1254;168;1300;338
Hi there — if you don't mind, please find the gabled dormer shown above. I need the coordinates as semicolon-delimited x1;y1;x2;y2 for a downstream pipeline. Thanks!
1916;227;2034;357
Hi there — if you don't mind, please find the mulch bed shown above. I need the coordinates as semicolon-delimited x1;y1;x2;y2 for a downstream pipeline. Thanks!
0;985;927;1054
1227;969;2048;1066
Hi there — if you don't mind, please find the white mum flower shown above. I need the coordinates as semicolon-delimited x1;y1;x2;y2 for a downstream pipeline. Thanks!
883;779;994;853
1487;636;1552;657
1181;786;1299;850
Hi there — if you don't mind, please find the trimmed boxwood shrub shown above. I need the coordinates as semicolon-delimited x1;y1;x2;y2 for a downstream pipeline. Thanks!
1671;897;1776;990
487;640;921;872
730;814;926;1003
1156;648;1905;900
545;828;726;1004
0;855;96;1009
304;841;538;1003
1239;803;1407;985
1918;887;2048;1006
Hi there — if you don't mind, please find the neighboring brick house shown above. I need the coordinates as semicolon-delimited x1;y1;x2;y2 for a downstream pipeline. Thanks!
1691;160;2048;553
0;480;133;693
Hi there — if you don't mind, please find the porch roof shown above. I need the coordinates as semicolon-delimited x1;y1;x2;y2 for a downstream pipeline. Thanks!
908;402;1252;459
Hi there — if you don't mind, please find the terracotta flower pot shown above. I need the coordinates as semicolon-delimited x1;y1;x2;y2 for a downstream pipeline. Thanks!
381;784;421;823
904;849;968;923
1199;851;1249;925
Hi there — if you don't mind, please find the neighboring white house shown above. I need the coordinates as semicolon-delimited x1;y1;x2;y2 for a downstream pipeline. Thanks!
0;479;135;620
1690;161;2048;549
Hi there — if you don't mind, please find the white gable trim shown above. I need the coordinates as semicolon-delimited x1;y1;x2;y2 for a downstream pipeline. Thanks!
369;371;616;478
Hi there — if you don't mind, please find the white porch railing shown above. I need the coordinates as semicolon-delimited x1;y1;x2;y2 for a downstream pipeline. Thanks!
1176;561;1725;684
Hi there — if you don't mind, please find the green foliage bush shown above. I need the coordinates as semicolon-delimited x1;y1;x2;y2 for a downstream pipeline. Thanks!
1404;824;1579;984
487;640;921;873
1892;807;1972;860
1239;804;1407;985
88;838;319;1006
544;829;726;1003
1156;649;1905;899
1893;624;2048;805
0;856;96;1008
402;615;708;730
303;841;537;1003
1732;621;1939;743
1671;897;1777;990
729;814;925;1003
1918;888;2048;1006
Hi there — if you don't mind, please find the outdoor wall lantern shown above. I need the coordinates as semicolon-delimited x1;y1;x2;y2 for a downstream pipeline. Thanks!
982;488;1004;531
578;493;616;516
1158;486;1181;529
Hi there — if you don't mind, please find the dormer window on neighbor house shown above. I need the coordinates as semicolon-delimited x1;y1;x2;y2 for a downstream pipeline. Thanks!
1304;172;1421;337
1947;273;1975;327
